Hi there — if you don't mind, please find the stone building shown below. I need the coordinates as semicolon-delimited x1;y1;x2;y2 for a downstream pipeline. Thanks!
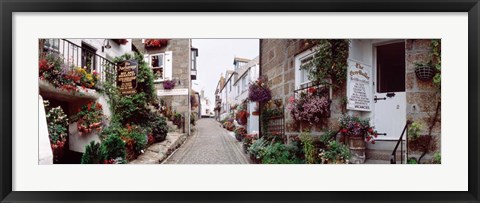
259;39;441;163
39;39;133;163
132;39;198;134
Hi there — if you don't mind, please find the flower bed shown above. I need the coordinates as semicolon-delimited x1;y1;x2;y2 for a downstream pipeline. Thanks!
43;100;68;163
39;53;101;93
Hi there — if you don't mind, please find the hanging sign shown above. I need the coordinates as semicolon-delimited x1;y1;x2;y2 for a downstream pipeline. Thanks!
346;59;373;111
117;60;138;95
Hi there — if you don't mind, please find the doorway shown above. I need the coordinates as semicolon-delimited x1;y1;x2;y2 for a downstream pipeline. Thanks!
373;41;406;140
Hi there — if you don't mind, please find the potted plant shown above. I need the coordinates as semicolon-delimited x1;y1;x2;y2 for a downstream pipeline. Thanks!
414;62;435;81
72;101;105;135
248;77;272;113
234;127;247;142
236;110;249;125
339;115;377;163
163;79;176;90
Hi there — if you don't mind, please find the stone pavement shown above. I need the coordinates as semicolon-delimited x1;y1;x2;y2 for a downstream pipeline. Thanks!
129;128;187;164
163;118;250;164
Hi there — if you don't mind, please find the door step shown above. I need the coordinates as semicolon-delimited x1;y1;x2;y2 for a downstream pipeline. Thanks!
366;149;405;163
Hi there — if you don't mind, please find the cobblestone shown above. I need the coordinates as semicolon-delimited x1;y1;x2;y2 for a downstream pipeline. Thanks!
164;118;250;164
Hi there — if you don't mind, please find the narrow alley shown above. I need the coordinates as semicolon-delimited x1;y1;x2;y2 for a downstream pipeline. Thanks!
164;118;250;164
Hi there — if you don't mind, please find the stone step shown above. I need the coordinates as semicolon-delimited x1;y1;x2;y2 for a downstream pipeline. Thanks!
129;132;186;164
366;149;405;162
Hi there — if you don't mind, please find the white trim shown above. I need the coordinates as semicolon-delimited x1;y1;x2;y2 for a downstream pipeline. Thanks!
149;53;165;82
294;48;314;90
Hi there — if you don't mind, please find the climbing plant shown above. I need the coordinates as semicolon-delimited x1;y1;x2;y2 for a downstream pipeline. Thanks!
431;39;441;89
301;39;350;88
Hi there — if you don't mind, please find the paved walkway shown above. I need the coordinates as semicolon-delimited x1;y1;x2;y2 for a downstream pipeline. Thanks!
163;118;250;164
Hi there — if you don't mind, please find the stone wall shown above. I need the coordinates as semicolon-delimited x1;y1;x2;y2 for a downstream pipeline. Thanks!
405;39;441;157
260;39;346;138
132;39;192;134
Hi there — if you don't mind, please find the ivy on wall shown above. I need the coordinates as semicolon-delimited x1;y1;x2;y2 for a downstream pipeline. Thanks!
301;39;350;88
431;39;441;89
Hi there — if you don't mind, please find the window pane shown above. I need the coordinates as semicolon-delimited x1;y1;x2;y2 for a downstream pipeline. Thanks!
376;42;405;93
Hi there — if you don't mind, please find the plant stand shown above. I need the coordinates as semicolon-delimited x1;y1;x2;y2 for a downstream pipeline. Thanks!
348;136;366;164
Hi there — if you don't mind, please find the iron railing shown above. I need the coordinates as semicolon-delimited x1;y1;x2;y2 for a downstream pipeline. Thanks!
40;39;117;86
391;120;412;164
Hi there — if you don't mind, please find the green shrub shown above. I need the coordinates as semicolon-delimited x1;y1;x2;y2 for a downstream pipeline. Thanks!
248;138;267;160
101;134;126;161
319;140;350;164
433;152;441;164
261;142;304;164
319;130;336;144
148;113;168;142
81;141;105;164
127;129;147;153
407;157;418;164
408;121;423;140
299;132;316;164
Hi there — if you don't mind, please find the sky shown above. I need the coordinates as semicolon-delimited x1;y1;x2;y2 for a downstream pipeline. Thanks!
191;39;259;110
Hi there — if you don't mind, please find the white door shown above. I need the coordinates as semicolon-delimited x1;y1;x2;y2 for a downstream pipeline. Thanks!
373;42;407;140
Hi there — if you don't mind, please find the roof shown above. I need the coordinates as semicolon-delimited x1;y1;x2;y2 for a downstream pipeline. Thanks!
233;57;251;65
233;56;259;85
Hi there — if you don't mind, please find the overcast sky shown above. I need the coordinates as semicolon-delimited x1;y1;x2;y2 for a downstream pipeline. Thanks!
191;39;259;109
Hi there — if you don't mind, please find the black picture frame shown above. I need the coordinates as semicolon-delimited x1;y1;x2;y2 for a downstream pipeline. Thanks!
1;0;479;202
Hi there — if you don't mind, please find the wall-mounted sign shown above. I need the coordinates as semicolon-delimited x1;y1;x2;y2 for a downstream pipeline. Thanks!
157;88;189;96
346;59;373;111
117;60;138;95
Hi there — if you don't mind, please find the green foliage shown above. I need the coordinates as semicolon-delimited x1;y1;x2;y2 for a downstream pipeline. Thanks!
319;130;336;144
433;152;441;164
319;140;350;164
260;142;304;164
81;141;105;164
127;128;148;153
101;134;126;161
407;157;418;164
431;39;441;88
299;132;316;164
408;121;423;140
112;92;150;125
301;39;350;88
43;100;68;144
148;112;168;142
248;138;268;160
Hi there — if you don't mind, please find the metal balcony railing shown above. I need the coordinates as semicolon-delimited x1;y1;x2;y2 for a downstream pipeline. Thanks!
40;39;117;86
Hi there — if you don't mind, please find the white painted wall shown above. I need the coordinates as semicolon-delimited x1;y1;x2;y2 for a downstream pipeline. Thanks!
38;95;53;164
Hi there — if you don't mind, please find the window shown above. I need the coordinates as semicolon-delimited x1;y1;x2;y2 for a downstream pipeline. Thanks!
43;39;60;52
81;42;97;72
148;53;165;82
294;49;314;89
376;42;405;93
242;76;247;93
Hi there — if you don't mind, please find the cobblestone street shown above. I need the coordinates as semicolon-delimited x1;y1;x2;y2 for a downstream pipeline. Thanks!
163;118;250;164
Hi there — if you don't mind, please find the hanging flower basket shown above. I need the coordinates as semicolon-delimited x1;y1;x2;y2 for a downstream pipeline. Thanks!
163;79;176;90
415;64;435;81
248;77;272;103
111;39;129;45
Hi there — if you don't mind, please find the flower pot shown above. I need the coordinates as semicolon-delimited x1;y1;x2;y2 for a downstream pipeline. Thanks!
415;65;435;81
348;136;366;150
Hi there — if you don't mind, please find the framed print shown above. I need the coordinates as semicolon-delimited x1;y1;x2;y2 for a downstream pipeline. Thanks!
1;0;479;202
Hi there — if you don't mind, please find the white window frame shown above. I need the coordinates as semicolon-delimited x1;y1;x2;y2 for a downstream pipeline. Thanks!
294;49;314;90
147;53;165;82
